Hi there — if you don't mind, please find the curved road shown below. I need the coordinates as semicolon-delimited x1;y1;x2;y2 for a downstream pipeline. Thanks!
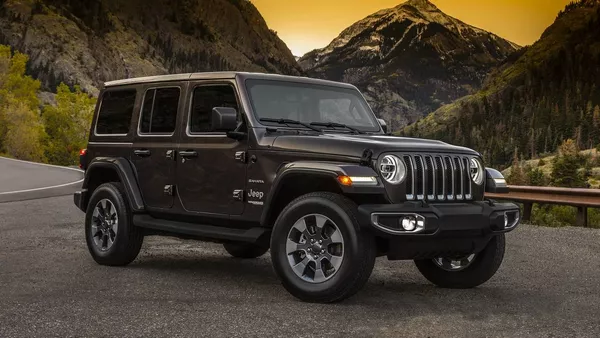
0;158;599;337
0;157;83;203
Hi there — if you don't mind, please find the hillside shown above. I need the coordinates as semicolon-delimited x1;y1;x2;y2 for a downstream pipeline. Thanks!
298;0;518;131
0;0;301;95
402;0;600;167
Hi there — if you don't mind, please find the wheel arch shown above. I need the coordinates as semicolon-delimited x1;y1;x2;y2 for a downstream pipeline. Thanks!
81;158;144;213
260;162;386;228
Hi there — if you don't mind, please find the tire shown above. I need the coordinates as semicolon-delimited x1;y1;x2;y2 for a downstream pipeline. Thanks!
270;192;376;303
85;182;144;266
223;242;268;259
414;234;506;288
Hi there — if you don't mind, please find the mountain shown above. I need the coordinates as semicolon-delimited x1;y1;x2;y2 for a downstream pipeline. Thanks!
298;0;519;131
0;0;301;95
402;0;600;167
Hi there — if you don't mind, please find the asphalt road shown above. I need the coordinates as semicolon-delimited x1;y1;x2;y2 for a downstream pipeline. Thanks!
0;157;83;203
1;194;599;337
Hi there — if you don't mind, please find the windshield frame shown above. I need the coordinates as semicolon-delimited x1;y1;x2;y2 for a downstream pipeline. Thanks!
244;78;382;133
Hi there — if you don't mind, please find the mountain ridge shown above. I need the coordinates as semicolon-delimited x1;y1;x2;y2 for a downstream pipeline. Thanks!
402;0;600;166
298;0;519;131
0;0;302;95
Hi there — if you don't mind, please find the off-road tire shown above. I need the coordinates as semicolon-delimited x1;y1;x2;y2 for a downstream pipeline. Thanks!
223;243;269;259
414;234;506;288
270;192;376;303
85;182;144;266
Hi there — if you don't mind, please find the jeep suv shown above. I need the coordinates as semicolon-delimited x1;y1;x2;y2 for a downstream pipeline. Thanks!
74;72;519;303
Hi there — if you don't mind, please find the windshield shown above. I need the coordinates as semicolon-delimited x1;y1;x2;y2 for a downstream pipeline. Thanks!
246;79;381;132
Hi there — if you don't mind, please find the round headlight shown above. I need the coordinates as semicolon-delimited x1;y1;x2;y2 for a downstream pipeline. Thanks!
379;155;406;184
470;158;484;185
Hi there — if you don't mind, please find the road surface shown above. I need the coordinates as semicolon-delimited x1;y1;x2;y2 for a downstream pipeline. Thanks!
0;157;599;337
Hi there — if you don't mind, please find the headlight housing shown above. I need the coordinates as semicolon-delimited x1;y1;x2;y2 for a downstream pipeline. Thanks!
470;158;484;185
379;155;406;184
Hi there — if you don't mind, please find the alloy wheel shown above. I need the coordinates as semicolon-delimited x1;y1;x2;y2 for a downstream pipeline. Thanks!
433;254;476;272
286;214;344;283
91;199;119;252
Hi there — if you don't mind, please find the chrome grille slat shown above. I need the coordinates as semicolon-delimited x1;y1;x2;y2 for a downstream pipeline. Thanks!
401;154;473;202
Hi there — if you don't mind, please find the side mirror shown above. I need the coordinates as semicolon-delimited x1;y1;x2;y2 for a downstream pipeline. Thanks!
485;168;509;194
377;118;389;134
211;107;238;132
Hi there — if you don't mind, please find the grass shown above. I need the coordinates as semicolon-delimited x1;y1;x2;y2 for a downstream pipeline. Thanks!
529;204;600;229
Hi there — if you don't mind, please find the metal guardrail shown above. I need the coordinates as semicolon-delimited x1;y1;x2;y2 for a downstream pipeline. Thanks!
486;186;600;227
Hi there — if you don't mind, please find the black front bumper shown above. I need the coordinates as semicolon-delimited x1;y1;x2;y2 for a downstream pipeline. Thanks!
357;201;520;260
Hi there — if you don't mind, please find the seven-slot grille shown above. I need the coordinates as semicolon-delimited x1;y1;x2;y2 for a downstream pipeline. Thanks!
402;154;473;201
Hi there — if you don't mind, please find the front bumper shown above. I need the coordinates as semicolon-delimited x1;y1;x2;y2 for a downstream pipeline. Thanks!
358;201;520;260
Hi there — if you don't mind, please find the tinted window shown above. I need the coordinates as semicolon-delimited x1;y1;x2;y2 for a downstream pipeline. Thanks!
139;87;180;134
96;89;137;135
246;80;379;132
190;86;238;133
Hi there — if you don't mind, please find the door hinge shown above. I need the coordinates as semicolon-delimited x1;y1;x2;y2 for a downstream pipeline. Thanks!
233;190;244;201
164;185;174;196
235;151;246;163
166;150;175;161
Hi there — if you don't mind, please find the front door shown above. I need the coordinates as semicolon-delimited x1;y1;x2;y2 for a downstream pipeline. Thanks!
176;82;247;215
131;85;183;209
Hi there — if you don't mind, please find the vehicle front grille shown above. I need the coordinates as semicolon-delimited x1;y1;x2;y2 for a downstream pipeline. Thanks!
402;154;473;201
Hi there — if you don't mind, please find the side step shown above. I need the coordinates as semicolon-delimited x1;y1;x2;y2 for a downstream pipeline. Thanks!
133;215;270;245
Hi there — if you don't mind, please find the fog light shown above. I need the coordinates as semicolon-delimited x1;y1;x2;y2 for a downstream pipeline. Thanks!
503;211;520;229
504;213;509;228
401;217;416;231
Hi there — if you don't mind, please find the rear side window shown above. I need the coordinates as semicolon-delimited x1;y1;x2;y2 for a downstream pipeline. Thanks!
139;87;180;135
96;89;137;135
189;85;239;133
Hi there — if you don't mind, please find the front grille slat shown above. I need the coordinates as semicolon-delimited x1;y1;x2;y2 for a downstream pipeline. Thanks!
401;154;473;202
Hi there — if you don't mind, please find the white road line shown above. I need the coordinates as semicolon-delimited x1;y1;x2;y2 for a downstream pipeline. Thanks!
0;156;84;195
0;156;84;173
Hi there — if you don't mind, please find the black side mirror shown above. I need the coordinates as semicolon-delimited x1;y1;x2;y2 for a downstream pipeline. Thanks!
377;118;389;134
211;107;238;132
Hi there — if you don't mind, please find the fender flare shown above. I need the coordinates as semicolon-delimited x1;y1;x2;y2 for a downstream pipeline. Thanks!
260;161;383;226
82;157;145;212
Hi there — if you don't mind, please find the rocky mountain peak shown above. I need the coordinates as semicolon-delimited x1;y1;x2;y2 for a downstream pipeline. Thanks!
298;0;519;131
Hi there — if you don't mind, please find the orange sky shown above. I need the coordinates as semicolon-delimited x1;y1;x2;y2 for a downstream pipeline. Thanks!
252;0;572;56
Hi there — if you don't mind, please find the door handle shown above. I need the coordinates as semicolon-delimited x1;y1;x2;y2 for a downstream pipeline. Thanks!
179;150;198;158
134;149;151;157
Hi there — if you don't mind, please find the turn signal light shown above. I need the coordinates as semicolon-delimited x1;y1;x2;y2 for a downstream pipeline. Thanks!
338;175;353;186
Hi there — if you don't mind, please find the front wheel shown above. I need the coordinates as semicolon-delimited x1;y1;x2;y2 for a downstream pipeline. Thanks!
270;192;376;303
414;234;505;288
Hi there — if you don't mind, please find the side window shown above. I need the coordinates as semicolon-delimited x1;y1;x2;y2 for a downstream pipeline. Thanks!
96;89;137;135
190;85;238;133
139;87;180;135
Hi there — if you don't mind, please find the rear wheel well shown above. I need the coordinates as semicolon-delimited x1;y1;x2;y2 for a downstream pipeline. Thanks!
83;167;120;210
265;174;342;227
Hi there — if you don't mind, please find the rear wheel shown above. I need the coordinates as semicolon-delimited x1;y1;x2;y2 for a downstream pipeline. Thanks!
223;242;268;259
85;182;144;266
270;192;376;303
414;234;505;288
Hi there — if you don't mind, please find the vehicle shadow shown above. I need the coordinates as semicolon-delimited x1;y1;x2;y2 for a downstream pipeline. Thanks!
128;252;558;321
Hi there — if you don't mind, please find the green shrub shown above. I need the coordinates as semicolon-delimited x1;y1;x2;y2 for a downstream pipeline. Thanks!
530;205;600;228
537;158;546;166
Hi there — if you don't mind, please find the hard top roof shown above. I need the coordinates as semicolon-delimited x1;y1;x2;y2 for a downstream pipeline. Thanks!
103;72;357;89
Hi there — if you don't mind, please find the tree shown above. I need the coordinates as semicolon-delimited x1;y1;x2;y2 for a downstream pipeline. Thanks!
43;83;96;165
0;45;45;161
550;139;588;188
507;148;527;185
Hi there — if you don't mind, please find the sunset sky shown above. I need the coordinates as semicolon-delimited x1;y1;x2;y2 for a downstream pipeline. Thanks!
251;0;572;56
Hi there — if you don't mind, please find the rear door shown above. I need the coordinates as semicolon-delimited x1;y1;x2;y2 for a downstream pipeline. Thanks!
175;82;247;215
131;85;184;210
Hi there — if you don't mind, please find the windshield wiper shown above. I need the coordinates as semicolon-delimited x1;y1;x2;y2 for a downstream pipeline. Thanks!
260;118;323;133
310;122;365;134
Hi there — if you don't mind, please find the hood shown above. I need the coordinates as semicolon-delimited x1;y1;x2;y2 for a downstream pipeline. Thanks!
269;133;479;158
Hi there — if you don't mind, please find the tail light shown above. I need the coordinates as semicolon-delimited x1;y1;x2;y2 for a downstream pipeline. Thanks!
79;148;87;170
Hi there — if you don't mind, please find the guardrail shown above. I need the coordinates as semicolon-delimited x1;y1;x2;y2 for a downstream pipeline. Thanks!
486;186;600;227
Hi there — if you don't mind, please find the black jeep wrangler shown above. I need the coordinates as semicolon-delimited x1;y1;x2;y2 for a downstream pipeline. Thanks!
74;72;519;303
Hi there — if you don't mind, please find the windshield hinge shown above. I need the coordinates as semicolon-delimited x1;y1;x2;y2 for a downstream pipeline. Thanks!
235;151;247;163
